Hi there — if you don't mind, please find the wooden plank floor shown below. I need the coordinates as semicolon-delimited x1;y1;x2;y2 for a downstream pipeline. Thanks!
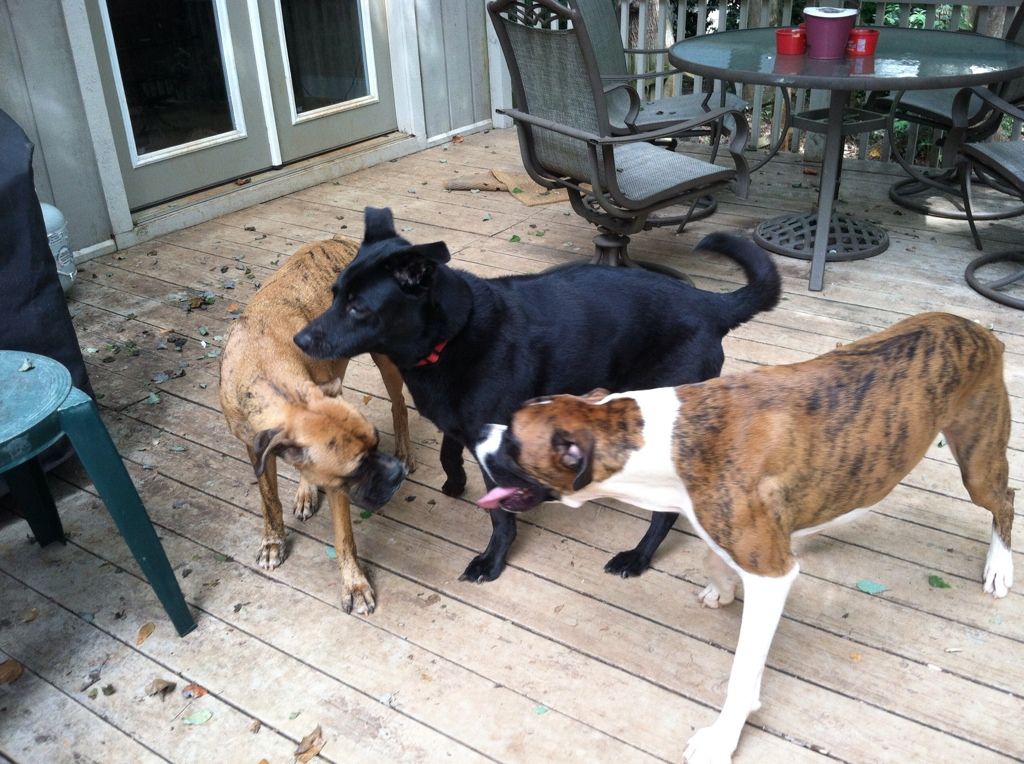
2;128;1022;763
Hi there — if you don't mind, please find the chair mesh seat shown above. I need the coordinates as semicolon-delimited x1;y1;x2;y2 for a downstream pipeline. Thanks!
965;140;1024;193
611;143;733;201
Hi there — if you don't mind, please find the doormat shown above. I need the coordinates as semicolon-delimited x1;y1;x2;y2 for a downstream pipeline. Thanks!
444;170;568;206
490;169;568;206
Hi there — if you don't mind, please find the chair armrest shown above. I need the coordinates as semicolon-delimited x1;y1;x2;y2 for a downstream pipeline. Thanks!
603;83;641;132
623;46;670;55
496;108;603;143
608;70;685;81
498;104;748;150
952;86;1024;127
593;105;748;145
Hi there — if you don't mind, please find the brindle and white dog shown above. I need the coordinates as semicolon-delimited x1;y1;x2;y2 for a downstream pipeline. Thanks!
475;312;1014;763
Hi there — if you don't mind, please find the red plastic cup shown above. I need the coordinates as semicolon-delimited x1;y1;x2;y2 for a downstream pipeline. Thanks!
847;27;879;56
775;27;806;55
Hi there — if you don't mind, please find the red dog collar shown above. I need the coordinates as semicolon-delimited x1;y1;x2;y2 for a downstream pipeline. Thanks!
415;339;449;366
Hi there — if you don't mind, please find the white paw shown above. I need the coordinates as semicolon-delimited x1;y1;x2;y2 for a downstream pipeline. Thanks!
684;726;735;764
983;534;1013;598
698;583;735;609
983;563;1012;598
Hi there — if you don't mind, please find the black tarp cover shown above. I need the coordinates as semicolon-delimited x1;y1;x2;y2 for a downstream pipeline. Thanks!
0;109;94;482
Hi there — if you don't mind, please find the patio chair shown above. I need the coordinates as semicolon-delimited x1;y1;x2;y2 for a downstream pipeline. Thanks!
873;4;1024;220
575;0;788;176
487;0;750;269
947;86;1024;310
576;0;745;136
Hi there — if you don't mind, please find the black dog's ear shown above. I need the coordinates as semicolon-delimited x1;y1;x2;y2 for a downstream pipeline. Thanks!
553;428;595;491
387;242;450;291
252;428;307;476
363;207;397;243
412;241;451;264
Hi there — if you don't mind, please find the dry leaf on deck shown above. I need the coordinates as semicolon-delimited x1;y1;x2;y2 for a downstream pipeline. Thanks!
249;719;262;734
136;622;156;645
19;607;39;623
145;677;176;700
182;682;208;699
0;659;24;684
295;724;326;763
451;134;464;144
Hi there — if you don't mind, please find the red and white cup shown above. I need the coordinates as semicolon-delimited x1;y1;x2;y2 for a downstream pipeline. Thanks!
847;27;879;56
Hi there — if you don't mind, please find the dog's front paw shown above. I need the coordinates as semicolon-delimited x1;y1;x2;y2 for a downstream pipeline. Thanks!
293;481;321;520
684;726;735;764
459;552;505;583
340;577;376;615
984;538;1014;598
257;538;286;570
441;474;467;497
697;583;735;609
604;549;651;578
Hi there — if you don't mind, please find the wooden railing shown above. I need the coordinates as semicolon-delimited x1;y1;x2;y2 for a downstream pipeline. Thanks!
612;0;1022;164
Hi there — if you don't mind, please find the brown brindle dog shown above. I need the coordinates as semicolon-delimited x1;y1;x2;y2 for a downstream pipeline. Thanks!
475;312;1014;763
220;238;414;615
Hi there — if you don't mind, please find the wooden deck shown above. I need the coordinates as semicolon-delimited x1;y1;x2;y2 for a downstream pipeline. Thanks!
2;128;1022;763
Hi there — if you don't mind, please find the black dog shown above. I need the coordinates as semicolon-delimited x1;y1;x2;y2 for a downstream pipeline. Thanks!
295;208;781;582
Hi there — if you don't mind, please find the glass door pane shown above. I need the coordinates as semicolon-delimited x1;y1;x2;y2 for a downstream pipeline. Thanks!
88;0;273;209
260;0;397;163
103;0;239;158
279;0;370;117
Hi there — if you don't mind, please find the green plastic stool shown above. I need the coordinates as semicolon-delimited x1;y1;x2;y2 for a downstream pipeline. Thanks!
0;351;195;636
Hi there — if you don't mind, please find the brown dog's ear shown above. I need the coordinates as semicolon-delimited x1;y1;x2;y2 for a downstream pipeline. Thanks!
318;379;345;397
553;428;595;491
579;388;610;403
252;428;306;476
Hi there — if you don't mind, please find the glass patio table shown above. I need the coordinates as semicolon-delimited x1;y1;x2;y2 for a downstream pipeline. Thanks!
669;27;1024;291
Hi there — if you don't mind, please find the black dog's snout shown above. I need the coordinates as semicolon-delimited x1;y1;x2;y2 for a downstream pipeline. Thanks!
293;324;318;354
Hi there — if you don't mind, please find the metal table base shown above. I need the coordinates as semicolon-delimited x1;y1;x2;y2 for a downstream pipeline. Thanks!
753;211;889;264
773;92;890;290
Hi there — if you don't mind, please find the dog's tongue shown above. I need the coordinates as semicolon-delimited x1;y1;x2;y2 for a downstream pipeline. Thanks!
477;486;518;509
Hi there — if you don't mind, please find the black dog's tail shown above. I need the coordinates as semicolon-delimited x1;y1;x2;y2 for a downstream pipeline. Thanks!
696;232;781;330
